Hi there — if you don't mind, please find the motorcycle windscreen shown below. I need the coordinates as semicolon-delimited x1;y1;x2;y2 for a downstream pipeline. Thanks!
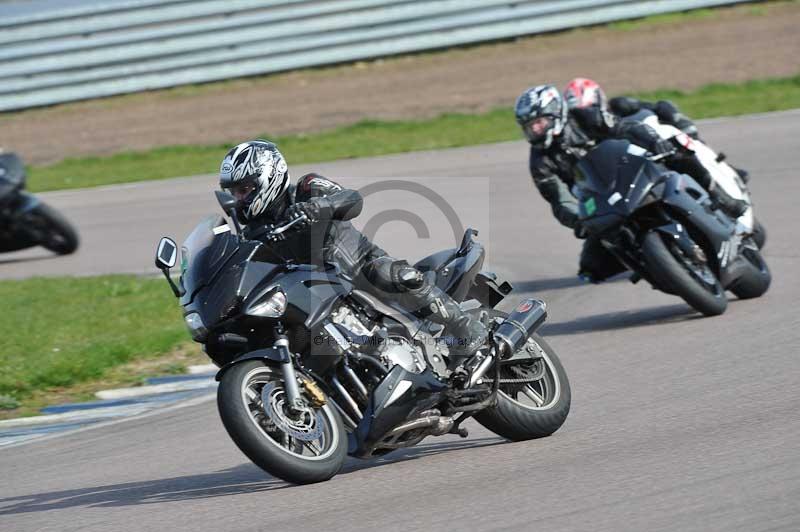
0;153;25;197
180;215;240;304
574;139;632;195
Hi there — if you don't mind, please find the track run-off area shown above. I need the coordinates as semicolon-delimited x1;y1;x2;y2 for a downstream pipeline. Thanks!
1;111;798;531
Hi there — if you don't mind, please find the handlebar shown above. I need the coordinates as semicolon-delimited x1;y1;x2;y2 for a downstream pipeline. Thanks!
648;150;677;162
267;214;308;236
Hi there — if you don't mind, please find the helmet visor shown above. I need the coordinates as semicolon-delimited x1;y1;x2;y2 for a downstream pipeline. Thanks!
225;181;257;203
522;116;554;144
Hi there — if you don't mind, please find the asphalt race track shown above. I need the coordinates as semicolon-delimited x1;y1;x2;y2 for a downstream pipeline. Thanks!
1;111;799;531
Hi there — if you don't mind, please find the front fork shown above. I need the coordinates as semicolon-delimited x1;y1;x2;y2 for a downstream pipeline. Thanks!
273;326;305;413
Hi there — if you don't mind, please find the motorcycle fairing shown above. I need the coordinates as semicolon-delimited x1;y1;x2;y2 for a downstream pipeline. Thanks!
0;153;25;201
214;347;290;382
656;172;737;268
180;216;242;304
350;364;447;457
576;140;664;218
415;228;487;302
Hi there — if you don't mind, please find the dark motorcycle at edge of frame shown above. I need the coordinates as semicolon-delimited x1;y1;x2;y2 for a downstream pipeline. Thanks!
154;191;571;484
574;139;770;316
0;152;79;256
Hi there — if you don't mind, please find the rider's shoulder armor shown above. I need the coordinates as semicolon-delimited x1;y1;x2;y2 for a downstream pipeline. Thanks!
295;173;343;202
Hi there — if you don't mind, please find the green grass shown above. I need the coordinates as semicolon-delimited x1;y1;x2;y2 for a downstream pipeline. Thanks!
0;275;187;404
607;0;798;31
608;8;716;31
27;74;800;192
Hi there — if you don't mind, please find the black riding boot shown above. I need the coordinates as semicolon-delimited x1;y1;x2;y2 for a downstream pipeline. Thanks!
399;283;488;360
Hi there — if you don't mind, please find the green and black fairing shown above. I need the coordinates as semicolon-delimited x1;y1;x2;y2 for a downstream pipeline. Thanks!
574;139;666;234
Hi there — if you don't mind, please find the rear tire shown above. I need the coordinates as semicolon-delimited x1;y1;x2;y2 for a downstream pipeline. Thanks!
641;231;727;316
217;361;347;484
752;218;767;250
729;244;771;299
473;310;571;441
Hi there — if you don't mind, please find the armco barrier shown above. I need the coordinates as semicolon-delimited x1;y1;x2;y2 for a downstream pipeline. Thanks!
0;0;752;111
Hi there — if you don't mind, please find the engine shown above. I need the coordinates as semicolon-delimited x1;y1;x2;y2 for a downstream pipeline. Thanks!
330;305;426;374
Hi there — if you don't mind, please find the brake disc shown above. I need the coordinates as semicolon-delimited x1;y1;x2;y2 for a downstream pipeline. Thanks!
261;382;324;441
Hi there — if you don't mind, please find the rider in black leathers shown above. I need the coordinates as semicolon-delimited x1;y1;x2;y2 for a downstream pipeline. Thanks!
219;140;487;360
516;85;676;281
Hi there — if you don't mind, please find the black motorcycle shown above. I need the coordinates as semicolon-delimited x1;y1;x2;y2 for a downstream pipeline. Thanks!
0;152;79;256
155;191;571;484
574;139;770;316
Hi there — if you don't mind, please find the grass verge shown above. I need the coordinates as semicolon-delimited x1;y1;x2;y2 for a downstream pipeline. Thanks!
27;74;800;192
0;275;201;418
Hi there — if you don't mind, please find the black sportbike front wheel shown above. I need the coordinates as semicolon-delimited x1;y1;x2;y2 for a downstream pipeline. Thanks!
641;231;727;316
473;310;571;441
217;361;347;484
25;202;79;255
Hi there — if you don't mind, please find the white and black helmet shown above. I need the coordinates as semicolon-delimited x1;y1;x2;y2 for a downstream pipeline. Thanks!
219;140;289;221
514;85;568;149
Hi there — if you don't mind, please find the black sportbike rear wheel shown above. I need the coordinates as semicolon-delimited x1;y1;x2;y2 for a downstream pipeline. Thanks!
26;202;79;255
752;217;767;250
641;231;727;316
728;241;770;299
217;361;347;484
473;310;571;441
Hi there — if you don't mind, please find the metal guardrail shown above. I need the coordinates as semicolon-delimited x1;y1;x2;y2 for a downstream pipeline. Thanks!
0;0;752;112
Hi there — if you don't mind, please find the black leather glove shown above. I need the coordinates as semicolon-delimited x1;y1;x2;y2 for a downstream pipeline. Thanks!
573;220;589;239
651;138;675;156
285;199;325;228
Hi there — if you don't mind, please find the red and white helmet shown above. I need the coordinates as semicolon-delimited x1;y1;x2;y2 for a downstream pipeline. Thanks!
564;78;608;110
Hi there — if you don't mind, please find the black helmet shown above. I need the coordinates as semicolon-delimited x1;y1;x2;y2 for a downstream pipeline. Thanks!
515;85;568;149
219;140;289;221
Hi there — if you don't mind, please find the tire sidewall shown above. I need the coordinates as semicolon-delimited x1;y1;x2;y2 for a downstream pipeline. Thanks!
217;360;347;484
30;202;79;255
729;246;771;299
471;309;571;441
641;231;727;316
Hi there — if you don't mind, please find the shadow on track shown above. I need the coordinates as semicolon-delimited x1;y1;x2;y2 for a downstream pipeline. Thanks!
541;303;699;336
0;253;57;266
0;437;502;514
512;273;631;294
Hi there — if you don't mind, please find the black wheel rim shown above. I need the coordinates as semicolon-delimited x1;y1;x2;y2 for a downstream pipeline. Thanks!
668;239;723;297
239;367;339;461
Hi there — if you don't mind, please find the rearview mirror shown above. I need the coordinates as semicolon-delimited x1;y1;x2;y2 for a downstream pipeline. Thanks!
155;237;178;270
215;190;238;215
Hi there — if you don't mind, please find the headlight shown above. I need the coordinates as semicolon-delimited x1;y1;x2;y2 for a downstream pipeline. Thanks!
184;312;208;342
246;288;287;318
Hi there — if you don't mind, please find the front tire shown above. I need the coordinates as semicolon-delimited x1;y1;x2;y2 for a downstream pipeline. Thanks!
473;311;571;441
641;231;727;316
29;202;79;255
217;361;347;484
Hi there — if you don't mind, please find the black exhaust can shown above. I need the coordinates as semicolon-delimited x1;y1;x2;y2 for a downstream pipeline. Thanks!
493;299;547;357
